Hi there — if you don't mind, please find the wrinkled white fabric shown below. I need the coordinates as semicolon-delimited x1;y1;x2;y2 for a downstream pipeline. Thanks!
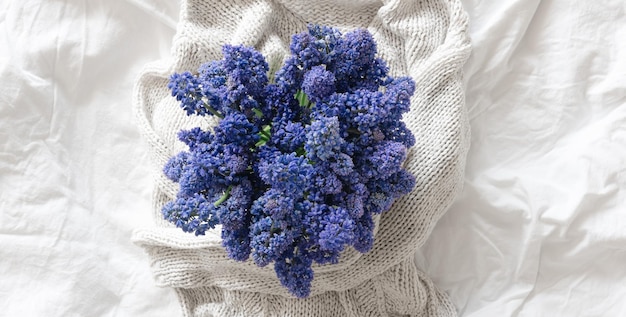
3;0;626;316
131;0;470;316
0;1;180;316
417;1;626;316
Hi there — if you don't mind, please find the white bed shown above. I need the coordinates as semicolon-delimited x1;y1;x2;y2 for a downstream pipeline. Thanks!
1;0;624;316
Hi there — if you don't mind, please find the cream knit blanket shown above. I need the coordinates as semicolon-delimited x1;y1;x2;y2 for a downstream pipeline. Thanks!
132;0;471;316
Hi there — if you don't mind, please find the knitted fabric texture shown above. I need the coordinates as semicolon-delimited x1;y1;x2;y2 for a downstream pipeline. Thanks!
132;0;471;316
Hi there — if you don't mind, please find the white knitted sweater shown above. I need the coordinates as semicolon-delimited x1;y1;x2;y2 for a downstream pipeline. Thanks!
132;0;471;316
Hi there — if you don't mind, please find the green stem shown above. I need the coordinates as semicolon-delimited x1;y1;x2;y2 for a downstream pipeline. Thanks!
213;186;232;207
347;128;361;135
295;90;311;108
252;108;264;119
260;125;271;139
203;102;224;119
295;146;306;157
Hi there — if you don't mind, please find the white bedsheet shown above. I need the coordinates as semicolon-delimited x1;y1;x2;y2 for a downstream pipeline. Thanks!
417;1;626;316
1;0;624;316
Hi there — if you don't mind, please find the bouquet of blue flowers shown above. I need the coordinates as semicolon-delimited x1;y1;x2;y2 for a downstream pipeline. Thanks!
162;25;417;298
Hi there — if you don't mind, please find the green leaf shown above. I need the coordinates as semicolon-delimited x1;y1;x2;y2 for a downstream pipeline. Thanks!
203;102;224;119
255;125;272;147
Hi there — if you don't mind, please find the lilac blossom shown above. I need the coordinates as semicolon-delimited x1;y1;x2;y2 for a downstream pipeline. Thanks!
162;24;417;298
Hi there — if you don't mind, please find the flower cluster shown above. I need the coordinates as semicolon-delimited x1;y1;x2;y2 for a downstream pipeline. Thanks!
163;25;416;298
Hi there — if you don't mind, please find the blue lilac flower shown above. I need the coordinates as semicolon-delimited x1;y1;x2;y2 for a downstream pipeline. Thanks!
312;90;387;141
347;90;387;134
254;144;281;166
177;142;247;197
329;153;354;177
350;181;369;197
385;170;417;199
318;206;355;253
219;144;249;177
332;28;377;91
251;189;296;220
194;45;269;117
301;203;343;265
250;216;297;267
312;166;343;195
168;72;207;116
258;153;314;197
221;44;269;99
213;112;259;146
177;127;214;150
365;170;416;214
163;151;188;182
197;60;228;115
216;180;253;230
163;25;418;299
250;198;308;290
274;247;314;298
355;57;389;91
198;60;227;89
345;192;365;218
305;116;345;162
264;83;305;126
381;120;416;148
361;141;407;179
302;66;336;103
310;93;350;122
161;194;219;236
352;212;375;253
220;44;269;115
300;201;324;240
249;216;276;266
381;76;415;118
307;24;342;59
222;226;251;261
271;120;306;153
177;160;223;199
289;32;325;70
365;192;394;215
274;57;302;94
275;25;341;95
